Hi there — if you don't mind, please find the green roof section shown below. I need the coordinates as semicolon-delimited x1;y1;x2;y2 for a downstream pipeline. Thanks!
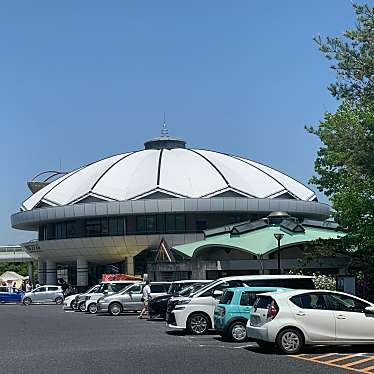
174;225;345;258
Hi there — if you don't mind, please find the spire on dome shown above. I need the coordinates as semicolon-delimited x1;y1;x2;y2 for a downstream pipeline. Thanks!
161;112;169;137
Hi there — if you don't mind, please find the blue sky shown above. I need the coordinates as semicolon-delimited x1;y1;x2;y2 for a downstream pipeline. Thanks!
0;1;359;244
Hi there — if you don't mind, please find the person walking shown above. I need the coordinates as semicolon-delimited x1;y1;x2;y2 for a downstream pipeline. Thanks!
138;280;151;319
26;281;32;292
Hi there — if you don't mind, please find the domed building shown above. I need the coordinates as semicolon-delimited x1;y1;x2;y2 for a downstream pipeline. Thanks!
11;134;335;288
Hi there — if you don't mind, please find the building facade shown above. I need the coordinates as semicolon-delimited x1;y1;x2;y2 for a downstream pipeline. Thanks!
11;135;331;288
148;213;346;281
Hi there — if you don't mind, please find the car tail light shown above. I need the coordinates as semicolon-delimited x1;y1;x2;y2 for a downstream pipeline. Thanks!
267;300;279;320
220;307;226;317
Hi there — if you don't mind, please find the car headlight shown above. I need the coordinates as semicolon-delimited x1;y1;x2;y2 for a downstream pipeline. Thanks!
176;299;191;306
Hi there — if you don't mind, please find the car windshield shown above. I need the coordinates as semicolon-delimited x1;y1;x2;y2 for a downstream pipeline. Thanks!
189;280;220;297
181;283;210;296
179;285;201;297
168;283;187;295
87;285;100;294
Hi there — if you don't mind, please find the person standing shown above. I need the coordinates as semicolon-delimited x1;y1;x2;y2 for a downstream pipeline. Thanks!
138;280;151;319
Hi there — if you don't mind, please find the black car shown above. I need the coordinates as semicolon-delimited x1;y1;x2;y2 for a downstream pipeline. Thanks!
148;281;210;320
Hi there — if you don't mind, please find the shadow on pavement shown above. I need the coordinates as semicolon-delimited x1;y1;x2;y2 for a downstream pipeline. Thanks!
166;330;185;336
95;312;139;317
245;344;374;355
300;344;374;354
211;336;248;345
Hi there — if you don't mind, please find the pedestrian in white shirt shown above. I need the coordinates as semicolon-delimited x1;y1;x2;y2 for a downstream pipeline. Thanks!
26;281;32;292
138;280;151;319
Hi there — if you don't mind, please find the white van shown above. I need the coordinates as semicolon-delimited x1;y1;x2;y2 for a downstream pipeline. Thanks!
167;275;315;335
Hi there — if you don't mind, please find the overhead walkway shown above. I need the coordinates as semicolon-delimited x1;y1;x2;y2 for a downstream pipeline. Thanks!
0;245;33;263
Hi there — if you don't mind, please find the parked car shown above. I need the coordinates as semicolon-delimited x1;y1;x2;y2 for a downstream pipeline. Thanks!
23;285;64;305
63;284;100;310
167;275;315;335
84;281;138;314
149;280;211;320
0;287;24;303
97;282;171;316
214;287;289;342
246;289;374;354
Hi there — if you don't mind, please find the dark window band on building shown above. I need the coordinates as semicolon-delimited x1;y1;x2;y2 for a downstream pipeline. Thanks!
36;212;255;241
38;217;125;241
134;214;186;234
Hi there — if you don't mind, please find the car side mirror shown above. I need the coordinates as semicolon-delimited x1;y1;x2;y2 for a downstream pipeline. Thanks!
213;290;223;298
103;290;108;295
365;306;374;315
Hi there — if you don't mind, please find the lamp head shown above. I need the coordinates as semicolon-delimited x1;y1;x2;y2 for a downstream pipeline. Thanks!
274;233;285;241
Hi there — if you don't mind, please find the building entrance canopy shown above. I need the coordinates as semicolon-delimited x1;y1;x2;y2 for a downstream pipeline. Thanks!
173;219;345;258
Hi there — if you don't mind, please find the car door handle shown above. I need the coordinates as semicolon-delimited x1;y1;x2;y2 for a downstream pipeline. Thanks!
336;315;347;320
296;311;306;316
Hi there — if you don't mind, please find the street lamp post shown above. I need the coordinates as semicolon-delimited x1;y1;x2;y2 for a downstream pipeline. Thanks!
273;233;284;275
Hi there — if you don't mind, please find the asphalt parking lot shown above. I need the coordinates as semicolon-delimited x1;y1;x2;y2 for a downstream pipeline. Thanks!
1;304;373;374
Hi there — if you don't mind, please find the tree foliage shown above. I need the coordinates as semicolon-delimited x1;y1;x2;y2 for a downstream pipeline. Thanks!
0;262;29;277
307;3;374;268
314;3;374;106
307;99;374;256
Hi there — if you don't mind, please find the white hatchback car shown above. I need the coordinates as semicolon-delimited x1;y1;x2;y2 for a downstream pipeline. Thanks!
23;285;64;305
247;289;374;354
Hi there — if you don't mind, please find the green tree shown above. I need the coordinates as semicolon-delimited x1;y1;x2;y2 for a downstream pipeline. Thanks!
0;262;29;277
314;3;374;106
307;3;374;271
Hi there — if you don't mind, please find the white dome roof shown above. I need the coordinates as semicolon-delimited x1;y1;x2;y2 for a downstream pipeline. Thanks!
22;144;316;211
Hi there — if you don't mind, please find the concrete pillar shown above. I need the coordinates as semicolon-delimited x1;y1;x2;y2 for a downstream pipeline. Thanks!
28;262;33;282
126;257;134;275
76;259;88;288
191;259;207;280
38;261;46;285
46;260;57;285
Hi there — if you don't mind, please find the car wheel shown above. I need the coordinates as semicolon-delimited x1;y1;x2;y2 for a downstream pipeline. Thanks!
187;313;210;335
70;300;77;309
23;297;32;306
276;329;304;355
109;302;122;316
88;303;98;314
55;297;64;305
228;321;247;342
78;302;86;312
